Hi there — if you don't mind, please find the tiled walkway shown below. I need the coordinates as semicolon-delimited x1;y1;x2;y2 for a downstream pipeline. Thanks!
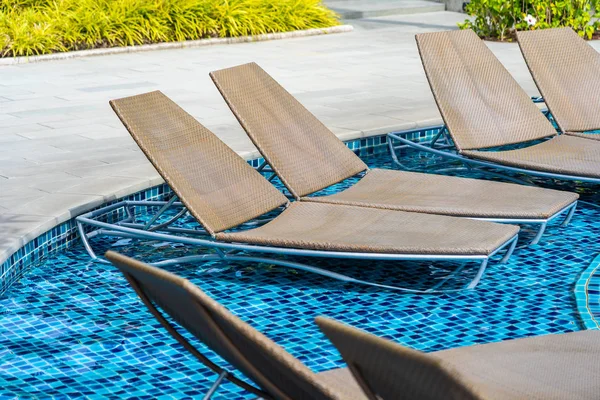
1;11;599;267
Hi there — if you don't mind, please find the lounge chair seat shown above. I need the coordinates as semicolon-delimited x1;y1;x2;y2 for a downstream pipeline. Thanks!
108;252;600;400
567;131;600;141
434;330;600;399
314;368;365;400
413;29;600;185
305;168;578;220
517;28;600;140
317;317;600;400
210;62;579;244
219;202;518;256
463;135;600;180
106;251;364;400
100;90;518;293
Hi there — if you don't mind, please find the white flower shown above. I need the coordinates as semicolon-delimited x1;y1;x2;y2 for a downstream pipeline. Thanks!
525;14;537;26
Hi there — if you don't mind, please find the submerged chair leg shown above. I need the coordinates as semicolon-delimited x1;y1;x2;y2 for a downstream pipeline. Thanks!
467;235;518;290
561;202;577;226
529;223;547;246
203;371;229;400
466;259;488;290
500;236;518;264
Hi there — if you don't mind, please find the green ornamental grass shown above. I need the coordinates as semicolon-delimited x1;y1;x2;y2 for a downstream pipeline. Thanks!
0;0;339;57
460;0;600;41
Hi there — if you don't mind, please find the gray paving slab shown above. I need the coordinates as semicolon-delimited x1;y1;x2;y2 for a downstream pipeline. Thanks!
2;11;599;267
326;0;445;19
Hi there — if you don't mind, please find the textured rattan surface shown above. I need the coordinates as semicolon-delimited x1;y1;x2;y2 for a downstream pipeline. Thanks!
416;30;557;151
110;91;288;235
517;28;600;133
210;63;368;198
218;202;519;256
317;317;600;400
567;132;600;141
304;168;578;219
316;317;482;400
314;369;367;400
463;135;600;179
435;330;600;399
106;252;351;400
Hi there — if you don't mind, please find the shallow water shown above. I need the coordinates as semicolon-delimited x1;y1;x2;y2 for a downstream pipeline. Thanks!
1;149;598;399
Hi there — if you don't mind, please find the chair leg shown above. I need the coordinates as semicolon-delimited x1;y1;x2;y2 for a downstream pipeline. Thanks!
561;202;577;226
529;223;547;246
203;371;229;400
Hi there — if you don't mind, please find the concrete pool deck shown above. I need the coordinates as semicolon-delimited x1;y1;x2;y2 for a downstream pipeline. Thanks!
1;11;598;267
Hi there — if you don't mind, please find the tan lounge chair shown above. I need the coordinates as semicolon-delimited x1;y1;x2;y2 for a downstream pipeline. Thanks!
316;316;600;400
76;91;519;292
104;251;366;400
209;62;578;245
517;27;600;141
408;29;600;186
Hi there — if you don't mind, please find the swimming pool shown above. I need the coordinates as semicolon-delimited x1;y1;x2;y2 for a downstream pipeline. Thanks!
1;147;599;398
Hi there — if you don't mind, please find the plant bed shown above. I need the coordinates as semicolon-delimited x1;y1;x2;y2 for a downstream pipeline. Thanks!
460;0;600;41
0;0;339;57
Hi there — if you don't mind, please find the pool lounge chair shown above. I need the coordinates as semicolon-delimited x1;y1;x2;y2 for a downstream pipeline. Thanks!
104;251;365;400
209;63;578;245
316;317;600;399
517;27;600;141
399;29;600;186
76;91;519;293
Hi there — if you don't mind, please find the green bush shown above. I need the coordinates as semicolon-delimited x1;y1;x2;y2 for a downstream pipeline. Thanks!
0;0;339;57
459;0;600;41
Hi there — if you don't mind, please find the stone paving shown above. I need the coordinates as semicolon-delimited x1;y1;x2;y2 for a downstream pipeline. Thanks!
1;11;598;266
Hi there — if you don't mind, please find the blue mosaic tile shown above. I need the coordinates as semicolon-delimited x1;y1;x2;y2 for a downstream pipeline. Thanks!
0;186;173;297
0;144;599;398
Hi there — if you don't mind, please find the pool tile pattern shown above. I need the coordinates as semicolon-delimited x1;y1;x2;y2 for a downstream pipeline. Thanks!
1;146;599;399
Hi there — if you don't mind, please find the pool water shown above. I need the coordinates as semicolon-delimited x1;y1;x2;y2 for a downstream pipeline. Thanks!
1;148;599;399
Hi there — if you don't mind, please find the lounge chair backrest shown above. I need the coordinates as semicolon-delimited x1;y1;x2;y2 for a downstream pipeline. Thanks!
110;91;288;236
106;251;341;400
416;29;557;151
210;63;368;199
315;317;482;400
517;27;600;133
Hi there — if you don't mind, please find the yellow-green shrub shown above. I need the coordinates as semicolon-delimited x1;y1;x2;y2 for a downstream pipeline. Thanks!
459;0;600;40
0;0;339;57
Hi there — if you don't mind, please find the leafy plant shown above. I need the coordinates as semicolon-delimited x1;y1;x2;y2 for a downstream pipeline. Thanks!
0;0;339;57
459;0;600;40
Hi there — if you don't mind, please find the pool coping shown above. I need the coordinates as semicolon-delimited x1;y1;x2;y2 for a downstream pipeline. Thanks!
0;25;353;66
0;118;440;271
2;128;442;295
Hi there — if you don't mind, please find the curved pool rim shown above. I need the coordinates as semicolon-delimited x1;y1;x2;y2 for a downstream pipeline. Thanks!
2;125;599;329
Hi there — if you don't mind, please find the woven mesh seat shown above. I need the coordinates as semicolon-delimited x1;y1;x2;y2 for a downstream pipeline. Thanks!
317;317;600;400
416;29;600;182
107;90;519;293
463;135;600;179
306;169;577;219
567;131;600;141
219;202;518;256
517;27;600;136
210;62;578;223
105;252;365;400
111;90;517;257
210;62;368;199
415;29;556;151
110;91;288;236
